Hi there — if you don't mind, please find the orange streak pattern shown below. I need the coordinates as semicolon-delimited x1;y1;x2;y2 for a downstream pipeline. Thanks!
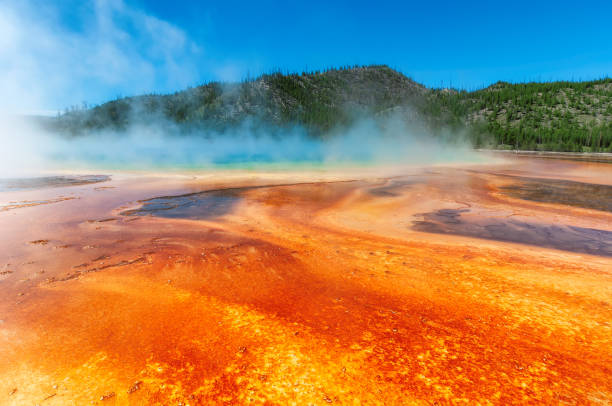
0;158;611;405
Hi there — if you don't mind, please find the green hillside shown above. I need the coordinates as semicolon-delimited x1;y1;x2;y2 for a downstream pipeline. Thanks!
429;79;612;151
49;65;612;152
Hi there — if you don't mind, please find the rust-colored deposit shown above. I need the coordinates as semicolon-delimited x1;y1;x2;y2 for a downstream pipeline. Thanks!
0;157;611;405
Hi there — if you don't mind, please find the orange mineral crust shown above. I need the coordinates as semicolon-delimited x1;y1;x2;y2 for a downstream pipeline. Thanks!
0;157;611;405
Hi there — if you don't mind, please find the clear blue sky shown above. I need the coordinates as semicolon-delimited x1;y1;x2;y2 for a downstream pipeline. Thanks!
137;0;612;89
2;0;612;112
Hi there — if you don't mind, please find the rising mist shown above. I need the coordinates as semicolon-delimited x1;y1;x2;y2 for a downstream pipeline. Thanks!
1;109;480;176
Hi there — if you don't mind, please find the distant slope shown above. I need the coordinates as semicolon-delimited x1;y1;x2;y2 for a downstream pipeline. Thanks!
53;66;429;136
428;79;612;151
48;65;612;152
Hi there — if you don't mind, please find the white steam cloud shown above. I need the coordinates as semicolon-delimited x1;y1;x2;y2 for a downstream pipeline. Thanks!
0;0;479;177
0;113;478;176
0;0;201;113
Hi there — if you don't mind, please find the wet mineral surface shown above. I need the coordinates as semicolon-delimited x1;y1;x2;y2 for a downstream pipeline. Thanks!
0;157;611;405
0;175;110;192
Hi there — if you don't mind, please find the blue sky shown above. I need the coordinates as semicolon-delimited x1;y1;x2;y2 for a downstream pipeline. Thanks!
1;0;611;112
140;0;612;86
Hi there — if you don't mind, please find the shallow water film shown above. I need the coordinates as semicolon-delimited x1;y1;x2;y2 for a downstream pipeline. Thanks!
0;155;611;405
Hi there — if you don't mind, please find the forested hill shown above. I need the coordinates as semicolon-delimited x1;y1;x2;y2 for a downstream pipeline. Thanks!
52;66;428;136
49;65;612;152
429;79;612;152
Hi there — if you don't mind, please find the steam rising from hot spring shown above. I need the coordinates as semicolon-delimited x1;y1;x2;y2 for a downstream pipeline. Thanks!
0;113;479;176
0;0;481;177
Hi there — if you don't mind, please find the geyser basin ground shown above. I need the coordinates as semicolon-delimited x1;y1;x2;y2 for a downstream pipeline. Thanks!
0;156;611;404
